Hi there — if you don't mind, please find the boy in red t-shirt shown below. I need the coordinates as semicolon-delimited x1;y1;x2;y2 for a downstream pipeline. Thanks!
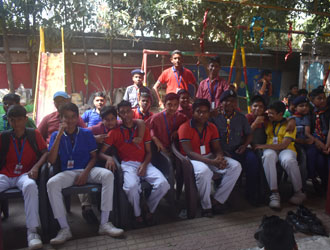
132;87;153;121
0;105;48;249
100;101;170;227
178;99;241;217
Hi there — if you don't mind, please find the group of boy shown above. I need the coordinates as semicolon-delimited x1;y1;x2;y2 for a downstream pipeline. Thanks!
0;49;327;250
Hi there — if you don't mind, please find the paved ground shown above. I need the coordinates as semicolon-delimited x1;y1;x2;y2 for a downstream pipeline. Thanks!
2;181;330;250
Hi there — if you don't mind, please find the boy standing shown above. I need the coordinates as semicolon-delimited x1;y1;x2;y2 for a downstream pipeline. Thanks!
123;69;145;108
178;99;241;216
0;105;48;249
100;101;170;227
153;50;197;108
256;101;306;209
47;103;123;245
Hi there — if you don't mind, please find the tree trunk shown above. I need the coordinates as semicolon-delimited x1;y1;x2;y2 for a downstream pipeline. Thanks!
0;0;14;93
109;37;114;105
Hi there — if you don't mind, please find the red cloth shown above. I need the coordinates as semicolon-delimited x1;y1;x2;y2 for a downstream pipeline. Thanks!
158;67;196;94
196;77;229;108
37;111;86;144
178;104;193;119
104;126;151;163
0;130;47;177
132;108;154;121
146;111;188;149
178;120;219;156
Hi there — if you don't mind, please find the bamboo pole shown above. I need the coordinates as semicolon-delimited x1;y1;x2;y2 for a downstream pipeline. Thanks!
228;32;239;85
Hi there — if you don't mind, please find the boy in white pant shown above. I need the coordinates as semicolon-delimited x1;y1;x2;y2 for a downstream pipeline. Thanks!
100;100;170;228
47;103;123;245
0;105;48;249
178;99;242;216
255;101;306;209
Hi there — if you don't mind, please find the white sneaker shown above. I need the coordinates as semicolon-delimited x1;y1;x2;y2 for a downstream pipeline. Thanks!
289;191;306;205
50;228;72;245
269;193;281;209
27;233;43;250
99;222;124;237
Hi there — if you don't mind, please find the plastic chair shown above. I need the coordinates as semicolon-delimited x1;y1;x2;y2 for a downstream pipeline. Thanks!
0;164;50;242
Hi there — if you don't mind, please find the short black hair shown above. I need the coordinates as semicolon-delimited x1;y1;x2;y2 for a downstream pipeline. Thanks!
171;50;182;57
164;93;179;103
208;56;221;65
309;86;324;99
59;102;79;117
177;89;190;97
289;84;298;90
3;93;20;104
7;105;26;118
117;100;131;111
251;95;266;107
192;99;210;112
268;101;286;114
261;70;272;77
298;89;308;96
138;86;152;99
94;91;106;99
100;106;117;119
254;215;296;250
288;96;296;106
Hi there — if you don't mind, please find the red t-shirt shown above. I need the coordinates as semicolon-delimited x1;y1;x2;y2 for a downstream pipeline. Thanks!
132;108;153;121
0;130;47;177
38;111;86;144
178;120;219;156
146;111;188;149
104;125;151;163
158;67;196;94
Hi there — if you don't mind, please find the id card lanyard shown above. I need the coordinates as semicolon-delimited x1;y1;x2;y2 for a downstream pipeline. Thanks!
65;133;78;169
172;66;183;92
191;119;207;155
163;112;176;141
138;107;149;120
272;122;283;144
120;125;137;143
12;136;26;174
207;79;218;109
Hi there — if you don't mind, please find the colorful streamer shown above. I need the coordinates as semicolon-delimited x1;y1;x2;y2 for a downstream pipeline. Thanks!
239;30;251;113
199;9;210;54
227;32;239;85
250;16;265;50
285;22;293;61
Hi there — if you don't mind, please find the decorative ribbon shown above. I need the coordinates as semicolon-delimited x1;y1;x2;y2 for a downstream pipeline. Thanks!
250;16;265;50
285;22;293;62
199;9;210;54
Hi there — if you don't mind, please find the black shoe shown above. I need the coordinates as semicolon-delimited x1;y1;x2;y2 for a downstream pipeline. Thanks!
211;199;226;214
201;209;213;218
145;213;156;226
312;178;324;195
296;205;328;236
133;216;145;229
82;206;99;224
286;211;310;234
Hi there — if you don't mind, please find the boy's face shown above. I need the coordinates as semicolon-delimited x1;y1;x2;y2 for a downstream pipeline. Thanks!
179;93;190;108
296;102;309;115
118;106;133;124
165;99;179;115
54;96;70;112
61;110;79;130
291;86;298;95
208;62;220;78
267;109;283;122
222;97;236;114
288;103;295;112
170;53;183;68
132;74;143;86
264;73;272;82
3;99;18;113
94;96;105;110
139;96;151;111
103;113;117;130
312;93;326;109
193;105;210;125
8;116;28;131
251;101;265;117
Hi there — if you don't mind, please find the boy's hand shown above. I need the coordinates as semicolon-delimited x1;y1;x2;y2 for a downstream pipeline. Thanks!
28;166;39;180
154;138;166;152
137;164;147;177
132;136;142;144
253;116;265;127
159;101;164;109
75;171;89;186
235;145;247;154
213;155;227;169
286;119;296;133
255;144;266;150
95;134;108;144
58;122;67;136
105;157;116;172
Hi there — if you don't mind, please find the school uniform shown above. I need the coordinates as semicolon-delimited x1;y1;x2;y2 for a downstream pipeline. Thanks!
47;127;115;219
146;111;188;149
0;114;36;132
262;120;303;192
178;104;193;119
123;85;141;108
178;120;241;209
132;107;153;121
81;109;102;127
104;126;170;217
0;129;47;229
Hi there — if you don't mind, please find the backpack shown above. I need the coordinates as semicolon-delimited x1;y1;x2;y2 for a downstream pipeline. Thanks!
0;128;41;171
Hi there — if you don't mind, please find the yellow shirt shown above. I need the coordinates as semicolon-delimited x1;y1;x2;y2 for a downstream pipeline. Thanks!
265;120;296;153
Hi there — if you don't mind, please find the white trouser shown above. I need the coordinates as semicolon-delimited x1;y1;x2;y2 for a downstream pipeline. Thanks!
121;161;170;217
0;173;39;229
262;149;302;192
47;167;114;219
190;157;242;209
